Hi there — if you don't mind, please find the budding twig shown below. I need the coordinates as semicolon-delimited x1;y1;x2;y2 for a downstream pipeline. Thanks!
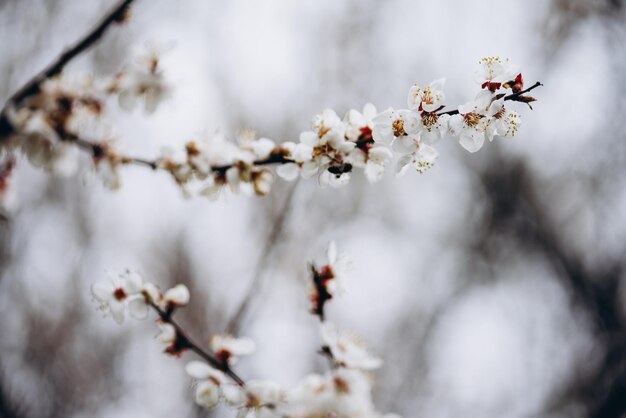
68;134;158;170
504;81;543;102
52;80;542;185
0;0;137;137
437;81;543;116
148;302;247;387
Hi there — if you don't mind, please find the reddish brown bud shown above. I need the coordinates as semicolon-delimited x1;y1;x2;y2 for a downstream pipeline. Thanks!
481;81;502;92
504;73;524;93
215;349;232;365
185;141;201;157
164;333;191;357
517;95;536;103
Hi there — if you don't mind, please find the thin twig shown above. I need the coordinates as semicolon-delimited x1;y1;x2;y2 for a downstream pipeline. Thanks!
149;302;246;387
0;0;137;136
437;81;543;116
503;81;544;102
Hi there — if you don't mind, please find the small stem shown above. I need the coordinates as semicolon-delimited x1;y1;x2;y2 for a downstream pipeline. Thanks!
69;134;293;174
212;153;293;175
504;81;544;102
437;81;543;116
149;302;246;387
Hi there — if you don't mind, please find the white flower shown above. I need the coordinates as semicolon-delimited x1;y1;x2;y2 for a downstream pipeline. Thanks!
286;138;315;162
362;146;393;183
194;381;220;409
118;48;170;114
199;179;222;201
141;282;161;304
222;384;247;407
283;374;330;416
319;170;350;188
394;135;439;176
185;361;225;383
309;241;351;319
418;112;450;144
163;284;190;307
325;241;351;293
127;296;149;320
320;322;382;370
284;369;383;418
275;160;318;181
474;56;518;91
484;99;521;140
251;169;274;196
210;335;256;365
156;323;176;344
225;165;244;194
449;91;492;153
372;109;419;145
312;109;344;138
42;72;95;98
185;362;226;409
91;271;143;324
12;111;76;171
407;78;446;112
239;135;276;160
342;104;392;183
94;155;122;190
344;103;377;142
244;380;285;410
276;135;318;181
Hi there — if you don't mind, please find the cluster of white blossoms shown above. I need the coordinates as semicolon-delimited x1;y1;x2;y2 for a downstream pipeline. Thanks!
0;50;539;202
91;242;401;417
91;270;189;324
0;46;170;189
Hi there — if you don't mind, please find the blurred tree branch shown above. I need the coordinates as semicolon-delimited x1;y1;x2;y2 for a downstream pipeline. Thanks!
0;0;136;138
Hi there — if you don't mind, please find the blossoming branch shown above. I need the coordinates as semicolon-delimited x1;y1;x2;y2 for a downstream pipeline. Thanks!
0;1;541;202
92;242;399;417
0;52;541;199
0;5;542;201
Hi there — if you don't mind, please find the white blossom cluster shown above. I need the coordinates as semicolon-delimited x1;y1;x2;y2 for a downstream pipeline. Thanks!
0;51;537;201
91;270;189;324
0;46;169;188
91;242;401;418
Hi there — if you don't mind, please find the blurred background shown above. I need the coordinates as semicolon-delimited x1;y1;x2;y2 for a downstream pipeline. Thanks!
0;0;625;417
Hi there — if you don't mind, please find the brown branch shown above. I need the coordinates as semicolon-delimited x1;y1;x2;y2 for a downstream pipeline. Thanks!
310;264;333;322
0;0;136;137
68;135;158;170
503;81;544;102
212;153;293;175
66;133;293;174
49;81;542;177
437;81;543;116
149;302;246;387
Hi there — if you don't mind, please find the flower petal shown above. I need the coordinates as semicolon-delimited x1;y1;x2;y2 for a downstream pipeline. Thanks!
186;361;214;379
128;298;148;319
276;163;300;181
